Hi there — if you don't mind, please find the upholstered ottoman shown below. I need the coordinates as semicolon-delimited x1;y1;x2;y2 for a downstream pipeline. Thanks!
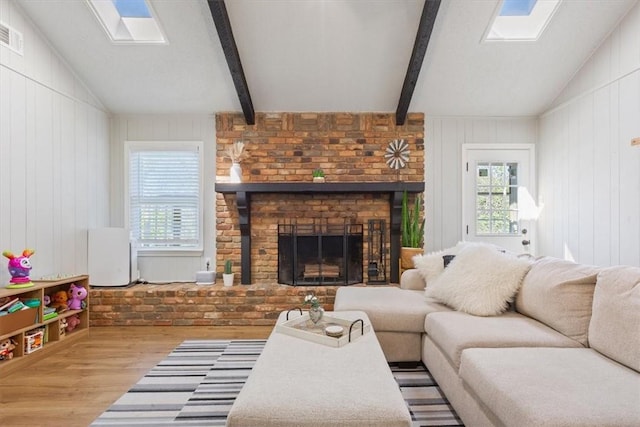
226;311;412;427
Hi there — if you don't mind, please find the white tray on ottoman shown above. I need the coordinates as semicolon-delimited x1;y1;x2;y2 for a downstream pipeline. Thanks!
226;310;412;427
275;311;372;347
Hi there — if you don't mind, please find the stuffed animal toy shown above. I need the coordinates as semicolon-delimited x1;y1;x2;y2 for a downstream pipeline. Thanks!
2;249;35;288
0;338;17;361
59;318;68;337
67;284;87;310
66;314;81;333
43;295;51;307
50;290;68;312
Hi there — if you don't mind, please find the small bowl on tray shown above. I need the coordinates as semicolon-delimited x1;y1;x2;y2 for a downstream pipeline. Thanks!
324;325;344;338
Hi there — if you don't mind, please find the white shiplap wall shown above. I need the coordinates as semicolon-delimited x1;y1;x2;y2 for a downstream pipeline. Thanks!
110;115;216;282
538;2;640;267
0;0;110;283
425;117;538;253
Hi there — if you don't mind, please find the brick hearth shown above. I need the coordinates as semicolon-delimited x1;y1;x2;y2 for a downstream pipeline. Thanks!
89;283;343;327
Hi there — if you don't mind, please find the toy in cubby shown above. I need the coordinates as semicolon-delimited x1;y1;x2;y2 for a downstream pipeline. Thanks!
59;318;68;337
67;283;87;310
66;315;81;333
40;294;58;322
0;338;17;361
24;328;44;354
2;249;35;289
49;290;68;312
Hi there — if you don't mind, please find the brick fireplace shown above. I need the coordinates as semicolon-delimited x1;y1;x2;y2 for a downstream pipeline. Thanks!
215;112;425;285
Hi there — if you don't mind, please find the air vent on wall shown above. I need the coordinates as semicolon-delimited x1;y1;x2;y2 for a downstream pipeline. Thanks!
0;21;24;56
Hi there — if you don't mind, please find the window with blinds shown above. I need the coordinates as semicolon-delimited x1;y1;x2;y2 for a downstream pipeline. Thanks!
125;141;203;252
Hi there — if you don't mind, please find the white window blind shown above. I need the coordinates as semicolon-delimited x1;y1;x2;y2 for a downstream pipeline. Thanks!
127;142;202;251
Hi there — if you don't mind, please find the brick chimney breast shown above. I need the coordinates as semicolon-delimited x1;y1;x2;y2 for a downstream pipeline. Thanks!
215;112;425;284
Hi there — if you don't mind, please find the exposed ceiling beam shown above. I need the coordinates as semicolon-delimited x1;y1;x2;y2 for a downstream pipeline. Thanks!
396;0;441;126
207;0;255;125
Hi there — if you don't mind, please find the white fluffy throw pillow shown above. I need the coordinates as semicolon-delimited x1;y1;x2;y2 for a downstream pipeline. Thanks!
413;242;467;285
424;244;532;316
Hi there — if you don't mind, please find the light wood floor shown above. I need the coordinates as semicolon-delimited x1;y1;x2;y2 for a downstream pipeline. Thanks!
0;326;273;427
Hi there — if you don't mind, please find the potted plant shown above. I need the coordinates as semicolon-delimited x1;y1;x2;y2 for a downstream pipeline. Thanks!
222;260;234;286
400;190;425;270
312;169;325;183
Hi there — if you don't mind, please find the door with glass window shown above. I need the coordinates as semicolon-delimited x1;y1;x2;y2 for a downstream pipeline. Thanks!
462;145;536;254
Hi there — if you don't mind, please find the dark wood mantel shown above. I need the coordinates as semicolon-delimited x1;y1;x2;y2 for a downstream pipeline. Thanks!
215;181;425;284
215;182;425;194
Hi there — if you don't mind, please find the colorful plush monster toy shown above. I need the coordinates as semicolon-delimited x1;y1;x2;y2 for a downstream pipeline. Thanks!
2;249;35;289
67;284;87;310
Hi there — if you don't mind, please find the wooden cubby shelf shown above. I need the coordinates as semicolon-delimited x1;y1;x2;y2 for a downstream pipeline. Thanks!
0;275;90;376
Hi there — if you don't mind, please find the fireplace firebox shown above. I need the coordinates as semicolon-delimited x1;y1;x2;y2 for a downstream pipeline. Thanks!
278;222;363;286
215;182;425;284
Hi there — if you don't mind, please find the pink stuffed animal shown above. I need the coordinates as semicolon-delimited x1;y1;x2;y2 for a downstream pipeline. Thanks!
67;284;87;310
66;314;81;333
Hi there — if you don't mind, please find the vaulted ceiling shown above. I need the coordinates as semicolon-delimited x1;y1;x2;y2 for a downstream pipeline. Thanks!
16;0;638;117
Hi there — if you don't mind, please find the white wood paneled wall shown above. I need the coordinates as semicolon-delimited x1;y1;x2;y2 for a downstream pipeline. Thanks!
110;115;216;283
425;117;538;253
538;2;640;267
0;0;110;283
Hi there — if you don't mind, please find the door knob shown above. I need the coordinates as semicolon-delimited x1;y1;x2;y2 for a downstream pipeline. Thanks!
522;240;530;246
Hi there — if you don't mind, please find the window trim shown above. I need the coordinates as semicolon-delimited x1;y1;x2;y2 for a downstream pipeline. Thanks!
124;140;204;256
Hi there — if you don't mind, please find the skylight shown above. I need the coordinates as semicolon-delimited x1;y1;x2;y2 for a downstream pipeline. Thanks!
113;0;151;18
500;0;538;17
87;0;166;44
485;0;561;41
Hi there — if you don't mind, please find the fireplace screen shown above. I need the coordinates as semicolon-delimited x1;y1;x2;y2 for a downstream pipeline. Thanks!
278;222;363;286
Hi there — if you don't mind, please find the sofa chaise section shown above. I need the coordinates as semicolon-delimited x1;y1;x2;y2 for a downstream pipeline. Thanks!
334;286;450;362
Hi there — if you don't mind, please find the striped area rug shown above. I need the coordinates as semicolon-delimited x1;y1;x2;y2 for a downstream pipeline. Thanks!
91;339;463;426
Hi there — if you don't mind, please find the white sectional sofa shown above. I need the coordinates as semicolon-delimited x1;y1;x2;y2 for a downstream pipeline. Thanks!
334;244;640;427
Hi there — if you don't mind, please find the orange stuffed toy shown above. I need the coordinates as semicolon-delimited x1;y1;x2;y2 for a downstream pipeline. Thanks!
50;290;68;312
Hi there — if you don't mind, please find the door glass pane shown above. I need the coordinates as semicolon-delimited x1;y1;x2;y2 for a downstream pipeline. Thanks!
476;162;519;235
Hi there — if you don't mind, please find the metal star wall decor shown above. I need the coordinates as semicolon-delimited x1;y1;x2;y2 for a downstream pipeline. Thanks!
384;139;410;170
